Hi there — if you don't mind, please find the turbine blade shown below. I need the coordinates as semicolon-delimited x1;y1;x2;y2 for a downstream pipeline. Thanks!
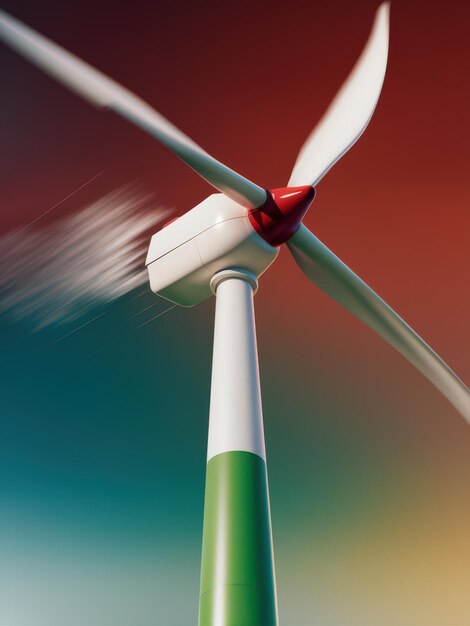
0;10;267;209
287;225;470;422
288;2;390;188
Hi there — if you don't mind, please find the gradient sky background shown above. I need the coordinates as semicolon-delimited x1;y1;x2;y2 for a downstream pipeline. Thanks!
0;0;469;624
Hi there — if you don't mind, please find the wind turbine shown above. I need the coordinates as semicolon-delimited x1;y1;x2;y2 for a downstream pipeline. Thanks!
1;4;468;625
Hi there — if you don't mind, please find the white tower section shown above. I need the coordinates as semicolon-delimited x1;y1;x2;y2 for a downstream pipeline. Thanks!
206;270;266;462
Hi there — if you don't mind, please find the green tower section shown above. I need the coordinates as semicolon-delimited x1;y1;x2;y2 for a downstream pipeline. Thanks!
199;451;278;626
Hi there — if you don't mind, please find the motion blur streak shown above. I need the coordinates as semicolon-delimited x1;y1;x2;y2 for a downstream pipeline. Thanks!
0;187;170;329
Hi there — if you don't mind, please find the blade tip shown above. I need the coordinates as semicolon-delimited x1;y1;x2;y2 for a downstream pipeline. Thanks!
377;2;391;23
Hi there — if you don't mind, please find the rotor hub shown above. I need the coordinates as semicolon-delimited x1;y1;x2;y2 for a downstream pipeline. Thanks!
248;186;315;246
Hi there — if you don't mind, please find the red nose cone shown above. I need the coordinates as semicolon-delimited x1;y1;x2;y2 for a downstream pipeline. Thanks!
248;185;315;246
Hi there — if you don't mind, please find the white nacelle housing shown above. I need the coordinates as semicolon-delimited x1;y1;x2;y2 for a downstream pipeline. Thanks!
146;194;278;306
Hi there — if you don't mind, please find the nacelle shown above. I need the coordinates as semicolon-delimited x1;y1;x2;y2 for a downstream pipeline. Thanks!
146;194;278;306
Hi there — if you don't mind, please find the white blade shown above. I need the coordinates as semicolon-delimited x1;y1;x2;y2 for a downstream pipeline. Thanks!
287;225;470;422
0;10;267;209
289;2;390;188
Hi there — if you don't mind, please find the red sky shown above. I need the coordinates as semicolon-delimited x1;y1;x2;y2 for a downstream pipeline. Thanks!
1;0;469;407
